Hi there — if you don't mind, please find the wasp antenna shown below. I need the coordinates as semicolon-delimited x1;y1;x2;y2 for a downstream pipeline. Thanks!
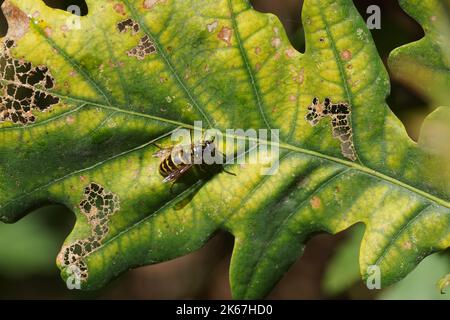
223;168;236;176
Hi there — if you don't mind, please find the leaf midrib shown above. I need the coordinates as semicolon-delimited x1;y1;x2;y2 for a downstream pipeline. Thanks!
2;1;449;211
1;89;450;211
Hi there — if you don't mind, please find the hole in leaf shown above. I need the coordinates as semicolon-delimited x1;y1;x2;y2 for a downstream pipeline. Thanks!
59;183;120;282
0;40;60;125
251;1;428;142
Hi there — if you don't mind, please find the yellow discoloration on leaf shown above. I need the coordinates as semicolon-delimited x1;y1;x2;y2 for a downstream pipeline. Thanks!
438;274;450;294
0;0;449;300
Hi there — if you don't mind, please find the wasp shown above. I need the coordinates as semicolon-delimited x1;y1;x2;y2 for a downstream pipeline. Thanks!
153;136;235;190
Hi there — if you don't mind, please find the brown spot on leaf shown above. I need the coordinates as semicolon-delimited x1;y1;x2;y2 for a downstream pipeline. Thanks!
2;2;30;41
143;0;166;10
310;196;322;209
66;115;75;125
218;26;232;46
341;49;352;61
402;241;412;250
285;48;296;58
271;37;281;49
44;26;53;37
113;3;126;15
291;67;304;84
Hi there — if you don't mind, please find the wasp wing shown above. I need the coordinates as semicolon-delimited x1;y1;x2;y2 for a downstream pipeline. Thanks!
162;163;194;183
153;147;173;158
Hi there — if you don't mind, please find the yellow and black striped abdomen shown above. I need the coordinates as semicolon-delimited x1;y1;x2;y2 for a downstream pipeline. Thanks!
158;146;193;177
159;155;178;177
155;140;233;186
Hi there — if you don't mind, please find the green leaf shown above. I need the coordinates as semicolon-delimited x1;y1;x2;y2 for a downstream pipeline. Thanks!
438;273;450;294
388;0;450;106
323;228;450;299
378;253;450;300
419;107;450;186
0;0;449;299
323;226;450;298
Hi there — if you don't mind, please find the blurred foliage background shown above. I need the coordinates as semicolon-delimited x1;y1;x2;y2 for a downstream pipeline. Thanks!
0;0;448;299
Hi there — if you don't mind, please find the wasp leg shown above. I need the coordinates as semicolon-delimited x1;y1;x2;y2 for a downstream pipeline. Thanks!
222;167;236;176
170;181;176;194
154;143;164;149
153;145;173;158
